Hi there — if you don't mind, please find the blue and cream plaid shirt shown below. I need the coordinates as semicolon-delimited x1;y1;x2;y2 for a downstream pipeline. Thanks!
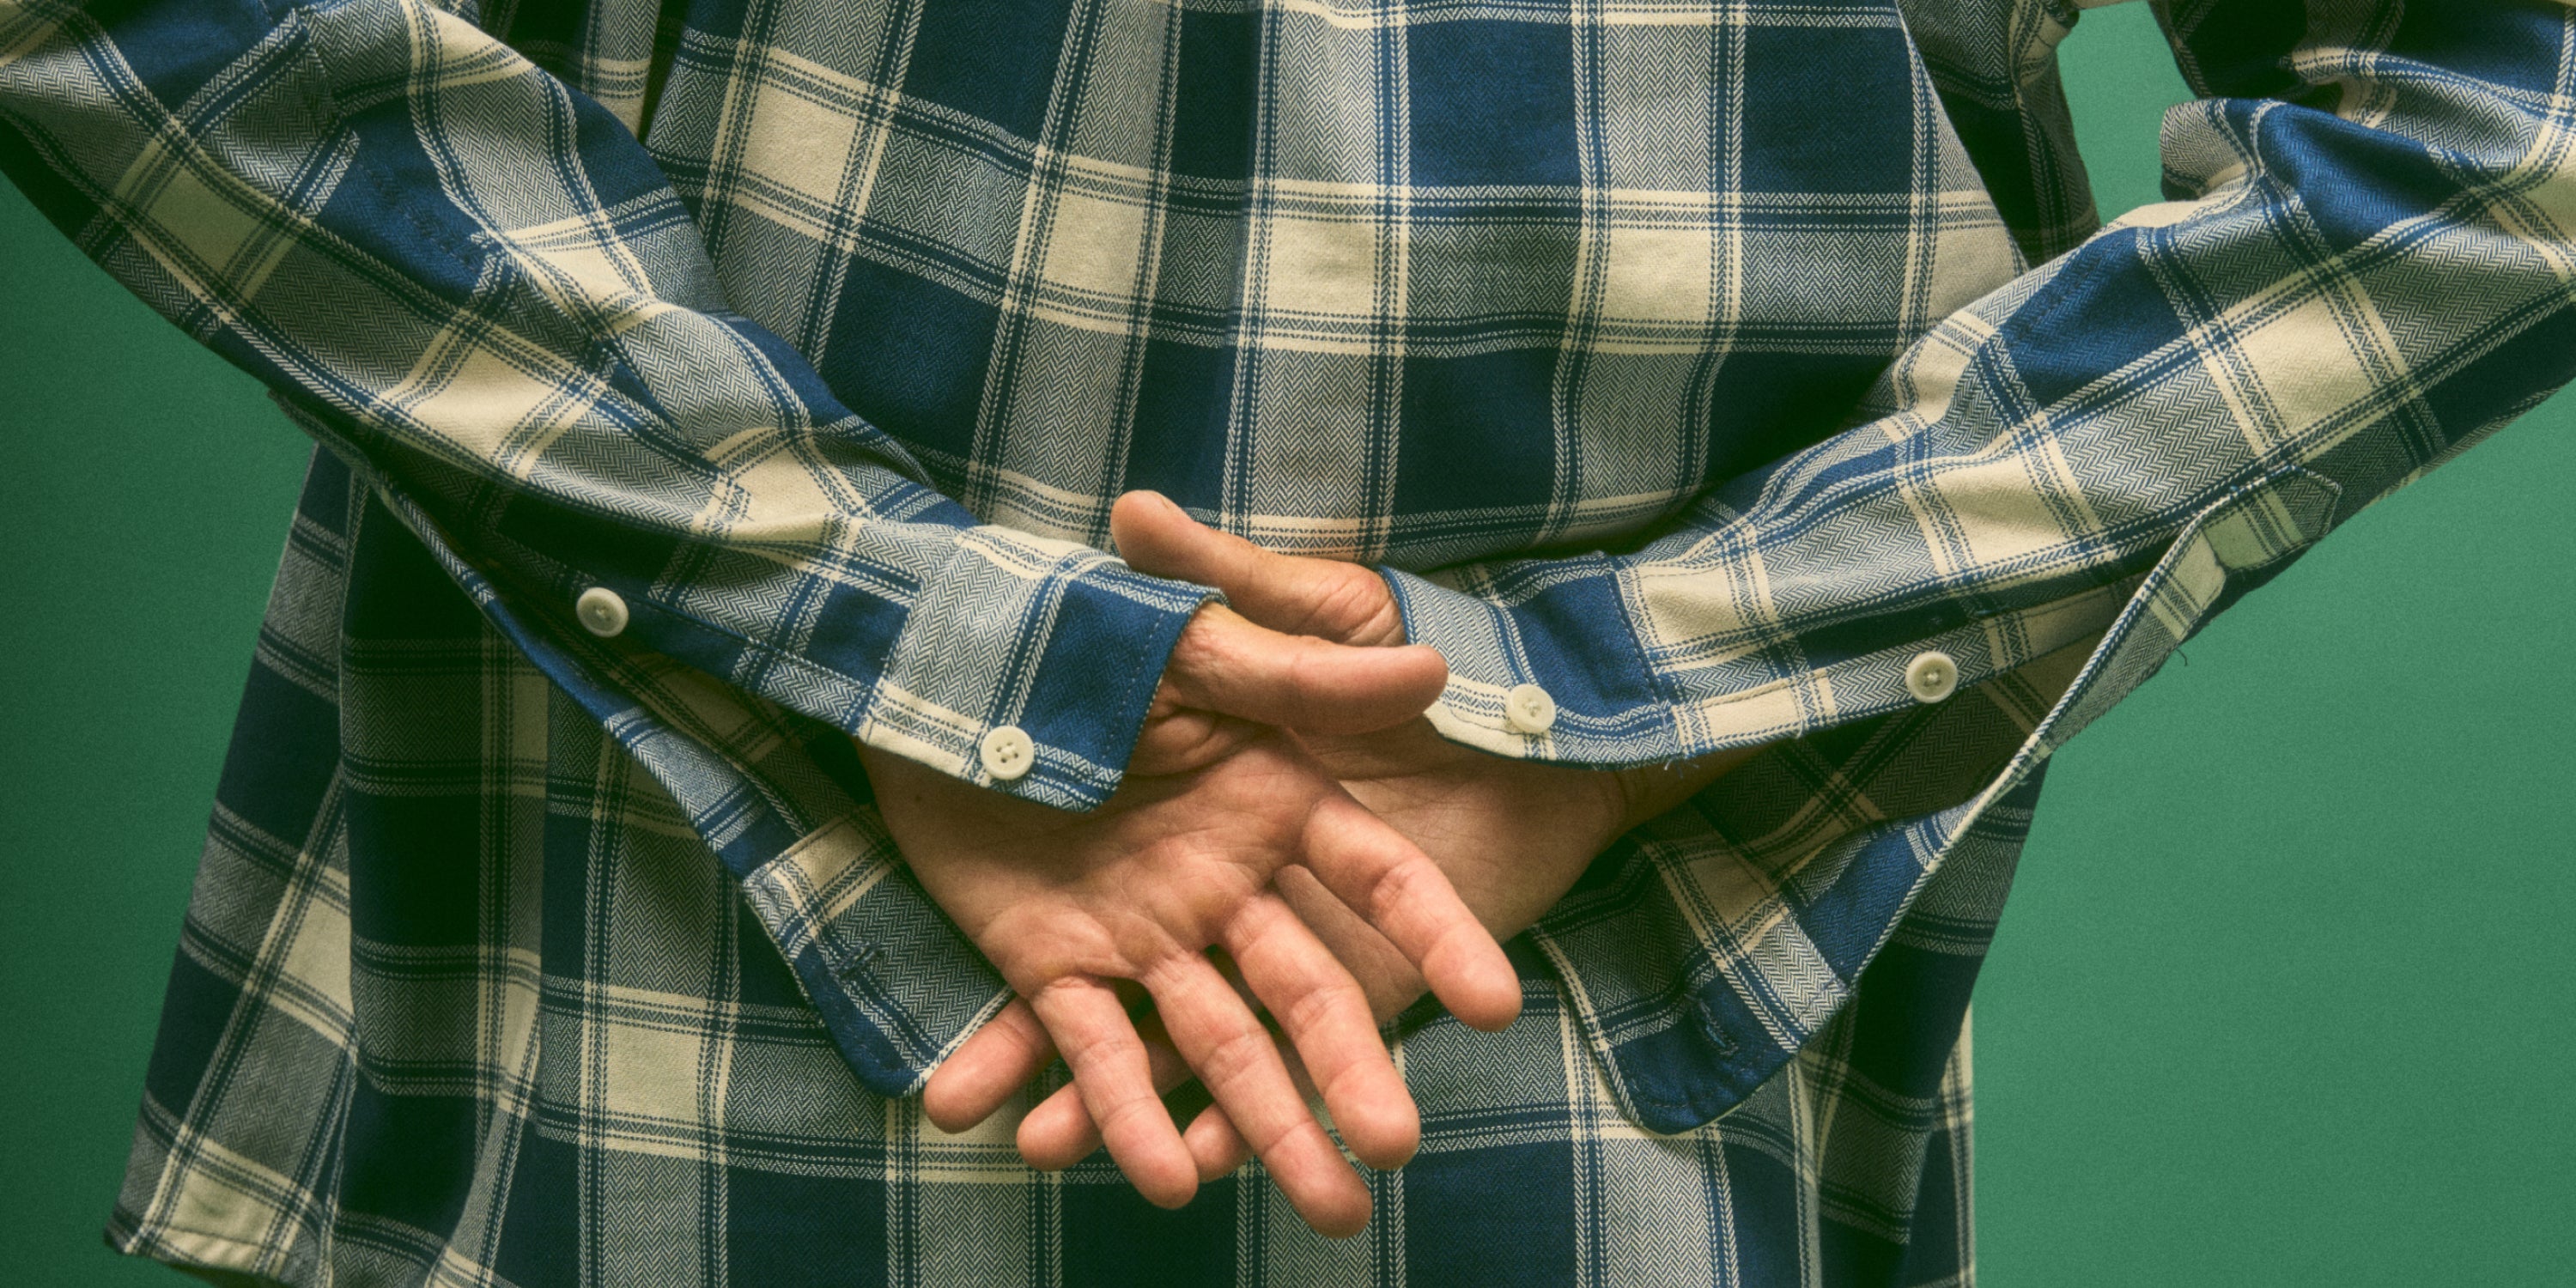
3;0;2570;1280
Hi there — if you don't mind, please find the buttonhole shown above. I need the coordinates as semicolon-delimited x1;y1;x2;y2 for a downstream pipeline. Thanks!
833;941;883;981
1693;997;1736;1056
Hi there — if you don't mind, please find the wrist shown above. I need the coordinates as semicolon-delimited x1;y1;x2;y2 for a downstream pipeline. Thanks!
1608;744;1764;834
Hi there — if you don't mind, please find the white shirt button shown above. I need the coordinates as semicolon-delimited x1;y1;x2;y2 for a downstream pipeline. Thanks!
979;726;1036;781
575;586;629;638
1504;683;1557;735
1905;650;1959;704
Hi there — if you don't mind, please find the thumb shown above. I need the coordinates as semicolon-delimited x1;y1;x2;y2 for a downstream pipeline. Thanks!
1113;491;1407;647
1163;605;1446;736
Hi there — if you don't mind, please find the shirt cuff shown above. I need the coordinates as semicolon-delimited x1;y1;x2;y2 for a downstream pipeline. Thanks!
1517;466;2342;1133
1383;554;1683;767
335;440;1216;813
574;532;1212;812
354;460;1016;1098
1385;546;2133;772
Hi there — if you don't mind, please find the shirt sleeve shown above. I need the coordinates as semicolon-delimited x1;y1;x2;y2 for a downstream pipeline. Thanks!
1406;0;2576;1130
1385;0;2576;772
0;0;1210;815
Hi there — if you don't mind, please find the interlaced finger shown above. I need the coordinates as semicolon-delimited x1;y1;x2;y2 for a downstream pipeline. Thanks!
1186;1101;1258;1182
1113;491;1404;646
925;999;1054;1134
1161;604;1446;737
1025;978;1197;1209
1029;1022;1264;1186
1141;952;1375;1238
1019;1010;1196;1171
1219;893;1417;1170
1300;790;1522;1031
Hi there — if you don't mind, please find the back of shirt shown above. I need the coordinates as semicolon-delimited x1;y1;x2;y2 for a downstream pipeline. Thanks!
616;0;2028;566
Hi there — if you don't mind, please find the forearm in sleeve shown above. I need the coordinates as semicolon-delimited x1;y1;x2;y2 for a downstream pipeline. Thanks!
0;0;1209;812
1391;0;2576;770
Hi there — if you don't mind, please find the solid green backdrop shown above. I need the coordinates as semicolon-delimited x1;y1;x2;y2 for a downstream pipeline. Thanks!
2;5;2567;1283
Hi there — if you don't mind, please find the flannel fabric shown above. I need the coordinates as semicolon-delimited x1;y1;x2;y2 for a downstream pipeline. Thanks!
0;0;2567;1280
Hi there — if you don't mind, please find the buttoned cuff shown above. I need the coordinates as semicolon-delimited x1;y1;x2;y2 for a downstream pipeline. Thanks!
350;462;1016;1099
1521;467;2342;1133
1386;542;2132;773
358;456;1212;812
531;538;1208;812
1383;555;1685;767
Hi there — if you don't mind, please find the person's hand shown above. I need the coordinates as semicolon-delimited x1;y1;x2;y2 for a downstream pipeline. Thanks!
931;493;1758;1202
881;602;1521;1236
1115;495;1748;993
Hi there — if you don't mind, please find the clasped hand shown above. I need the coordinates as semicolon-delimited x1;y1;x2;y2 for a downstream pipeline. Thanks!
870;493;1752;1237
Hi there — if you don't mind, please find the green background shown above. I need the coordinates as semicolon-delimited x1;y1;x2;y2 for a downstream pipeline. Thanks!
2;6;2567;1282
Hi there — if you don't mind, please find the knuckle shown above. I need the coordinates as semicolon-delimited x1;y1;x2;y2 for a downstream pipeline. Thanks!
1093;1091;1170;1140
1310;569;1398;643
1273;976;1366;1043
1358;597;1406;648
1277;639;1327;715
1363;855;1445;931
1165;618;1218;685
1308;1050;1378;1113
1169;607;1248;690
1197;1024;1279;1091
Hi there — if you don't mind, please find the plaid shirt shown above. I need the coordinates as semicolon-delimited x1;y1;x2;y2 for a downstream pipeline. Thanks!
3;0;2569;1279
